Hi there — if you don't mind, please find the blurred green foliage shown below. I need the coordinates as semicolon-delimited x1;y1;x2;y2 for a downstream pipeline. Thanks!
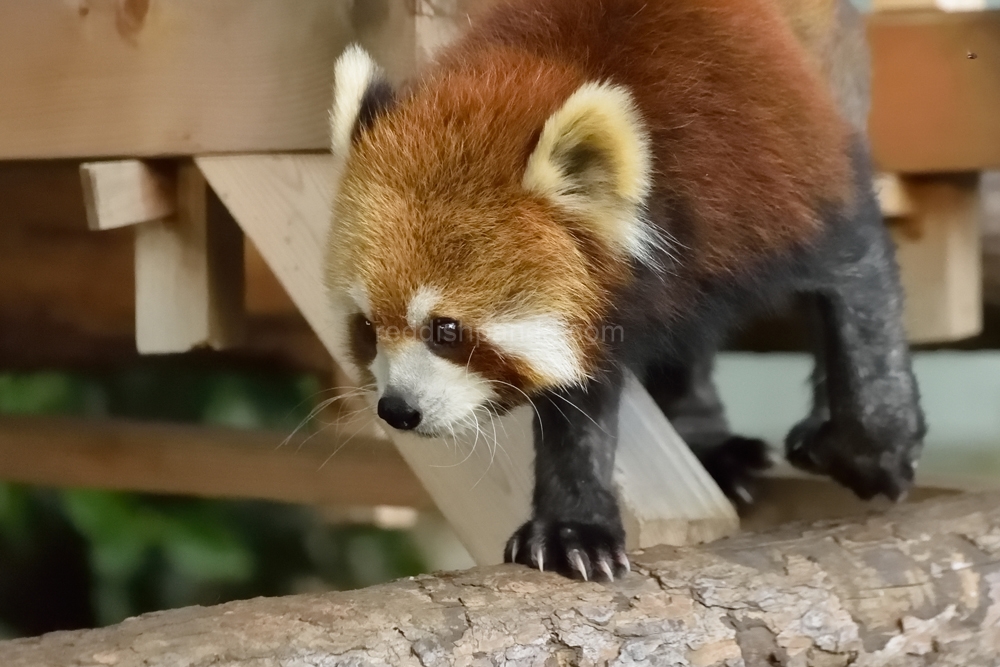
0;360;427;637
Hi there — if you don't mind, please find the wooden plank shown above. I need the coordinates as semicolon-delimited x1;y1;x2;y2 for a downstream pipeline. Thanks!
2;3;996;172
197;153;738;565
869;10;1000;172
80;160;176;231
0;0;417;160
135;163;245;353
0;415;431;509
888;174;983;343
616;375;741;549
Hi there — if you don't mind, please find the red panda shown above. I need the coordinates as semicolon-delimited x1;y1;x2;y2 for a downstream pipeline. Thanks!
325;0;925;580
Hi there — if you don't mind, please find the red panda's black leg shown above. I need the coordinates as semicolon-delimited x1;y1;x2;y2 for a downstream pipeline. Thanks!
786;191;925;500
644;353;771;509
503;368;629;580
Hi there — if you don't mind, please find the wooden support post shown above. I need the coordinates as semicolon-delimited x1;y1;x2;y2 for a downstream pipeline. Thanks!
135;163;245;353
196;154;738;565
883;173;983;343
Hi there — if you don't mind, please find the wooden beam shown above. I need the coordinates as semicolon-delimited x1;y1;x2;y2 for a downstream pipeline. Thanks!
4;2;994;173
197;153;738;565
0;0;418;160
869;10;1000;172
887;173;983;343
0;415;432;509
135;163;245;353
80;160;176;231
0;157;967;370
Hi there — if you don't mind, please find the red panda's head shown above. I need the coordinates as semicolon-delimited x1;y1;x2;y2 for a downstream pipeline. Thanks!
325;46;657;437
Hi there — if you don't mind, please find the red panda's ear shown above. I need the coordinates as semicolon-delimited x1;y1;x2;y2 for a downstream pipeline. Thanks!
330;45;395;159
523;82;656;262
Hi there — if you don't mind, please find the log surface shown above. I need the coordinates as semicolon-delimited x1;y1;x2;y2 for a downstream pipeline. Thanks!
4;493;1000;666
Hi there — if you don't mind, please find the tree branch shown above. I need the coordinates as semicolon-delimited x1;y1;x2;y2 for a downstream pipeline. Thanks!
4;492;1000;666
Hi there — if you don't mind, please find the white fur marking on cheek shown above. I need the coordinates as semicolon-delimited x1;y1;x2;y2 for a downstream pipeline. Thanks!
347;282;372;319
483;315;585;386
369;349;389;394
330;45;383;158
379;342;496;436
406;286;441;329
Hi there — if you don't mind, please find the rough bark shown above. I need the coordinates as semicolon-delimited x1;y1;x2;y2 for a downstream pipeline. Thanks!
4;493;1000;667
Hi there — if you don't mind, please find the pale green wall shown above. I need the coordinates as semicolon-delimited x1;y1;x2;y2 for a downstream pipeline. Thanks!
716;352;1000;483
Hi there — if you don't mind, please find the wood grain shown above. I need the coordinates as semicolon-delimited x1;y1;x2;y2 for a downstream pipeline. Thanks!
4;492;1000;666
0;0;416;159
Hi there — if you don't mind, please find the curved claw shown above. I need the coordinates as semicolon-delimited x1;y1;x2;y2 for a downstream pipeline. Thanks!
568;550;588;581
734;484;754;505
532;543;545;572
615;551;631;573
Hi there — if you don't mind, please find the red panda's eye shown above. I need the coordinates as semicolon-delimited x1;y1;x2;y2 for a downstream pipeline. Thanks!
429;317;461;347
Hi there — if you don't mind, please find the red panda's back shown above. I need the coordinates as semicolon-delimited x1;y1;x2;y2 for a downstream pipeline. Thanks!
444;0;854;276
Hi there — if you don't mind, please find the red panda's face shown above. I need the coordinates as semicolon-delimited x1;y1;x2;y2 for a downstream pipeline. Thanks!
330;161;604;437
326;47;655;437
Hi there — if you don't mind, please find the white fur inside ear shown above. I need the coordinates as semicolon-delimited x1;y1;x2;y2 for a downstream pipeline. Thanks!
523;81;656;262
483;315;586;387
330;45;384;158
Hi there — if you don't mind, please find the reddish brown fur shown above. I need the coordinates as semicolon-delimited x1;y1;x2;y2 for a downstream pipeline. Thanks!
333;54;632;390
448;0;852;276
333;0;853;388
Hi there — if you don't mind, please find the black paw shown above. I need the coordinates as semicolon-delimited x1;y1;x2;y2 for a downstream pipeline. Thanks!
504;519;629;581
697;436;773;510
786;419;918;501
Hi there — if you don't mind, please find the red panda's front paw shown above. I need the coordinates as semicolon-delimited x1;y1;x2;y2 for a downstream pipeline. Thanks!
785;419;918;501
696;436;773;510
504;519;629;581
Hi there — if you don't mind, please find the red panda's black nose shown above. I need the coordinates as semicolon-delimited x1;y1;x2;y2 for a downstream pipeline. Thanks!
377;394;422;431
